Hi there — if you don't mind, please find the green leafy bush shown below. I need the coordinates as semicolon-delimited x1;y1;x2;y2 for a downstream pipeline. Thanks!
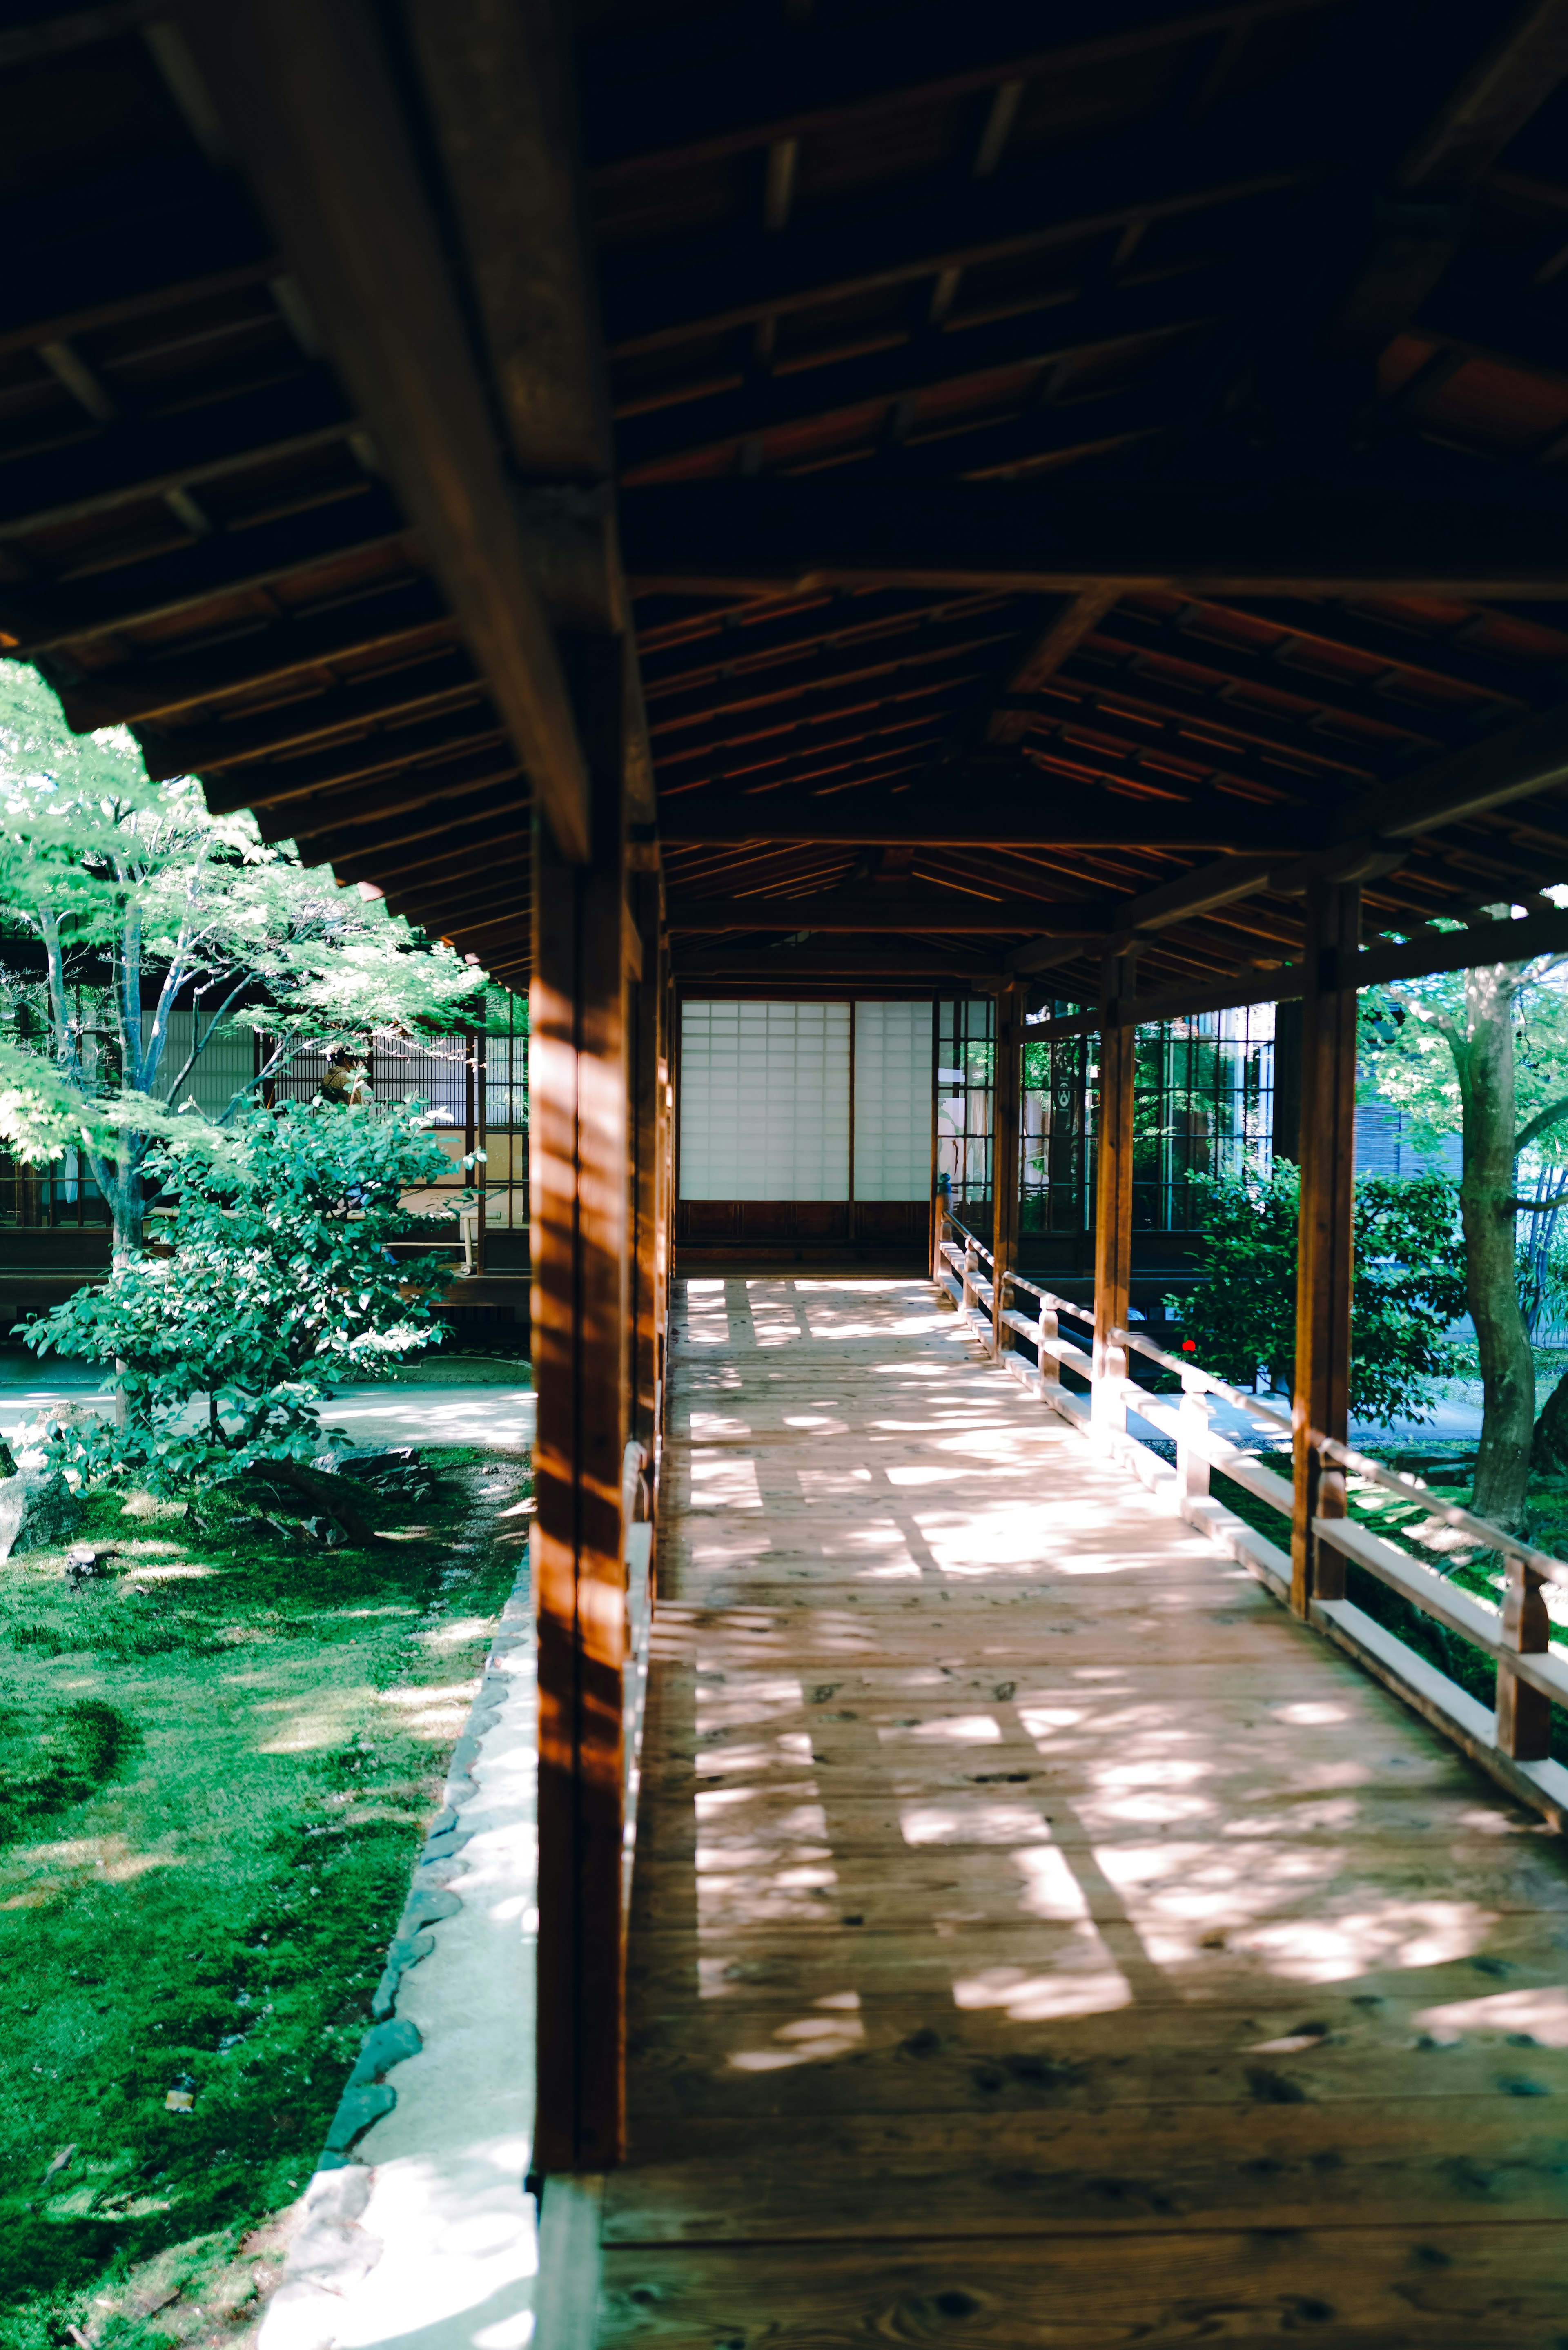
17;1100;461;1494
1171;1161;1468;1424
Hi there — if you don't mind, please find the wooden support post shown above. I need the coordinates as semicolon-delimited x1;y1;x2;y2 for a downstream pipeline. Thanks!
1291;880;1361;1617
961;1236;978;1323
992;980;1023;1360
1092;952;1137;1439
1497;1554;1552;1760
630;870;663;1474
531;642;629;2173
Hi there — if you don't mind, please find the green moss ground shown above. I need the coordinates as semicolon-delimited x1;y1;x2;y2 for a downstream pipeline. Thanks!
0;1447;530;2350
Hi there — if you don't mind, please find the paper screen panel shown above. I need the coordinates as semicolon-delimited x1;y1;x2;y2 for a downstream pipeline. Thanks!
853;1001;933;1200
680;1001;851;1200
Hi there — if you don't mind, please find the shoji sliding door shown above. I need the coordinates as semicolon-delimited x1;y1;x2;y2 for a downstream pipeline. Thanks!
677;999;933;1252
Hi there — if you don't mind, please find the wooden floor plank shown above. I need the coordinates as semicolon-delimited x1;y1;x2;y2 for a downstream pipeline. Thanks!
608;1274;1568;2343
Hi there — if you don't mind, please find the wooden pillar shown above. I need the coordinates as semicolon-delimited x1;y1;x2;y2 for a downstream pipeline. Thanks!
531;645;629;2173
992;981;1023;1357
1291;880;1361;1617
1092;953;1137;1437
630;869;664;1464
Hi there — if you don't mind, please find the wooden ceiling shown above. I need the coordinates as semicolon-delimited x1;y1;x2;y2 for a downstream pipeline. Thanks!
10;2;1568;1005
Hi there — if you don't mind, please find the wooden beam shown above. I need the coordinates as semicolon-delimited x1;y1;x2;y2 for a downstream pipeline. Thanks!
180;0;592;862
329;813;533;887
1341;697;1568;842
987;589;1123;746
1214;595;1546;711
601;127;1311;358
646;613;1022;735
672;942;1007;979
240;721;512;830
1088;606;1453;747
1028;901;1568;1040
0;198;276;365
407;0;654;831
1291;880;1360;1615
584;0;1348;180
530;642;628;2172
1400;0;1568;193
657;780;1316;850
0;366;354;542
618;276;1229;477
293;775;526;869
618;470;1568;601
145;661;484;783
1007;853;1277;969
667;892;1111;933
0;489;410;657
56;584;453;731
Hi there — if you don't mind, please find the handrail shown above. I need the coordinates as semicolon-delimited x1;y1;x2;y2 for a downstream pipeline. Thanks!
1311;1429;1568;1592
939;1229;1568;1809
1006;1268;1094;1328
1110;1325;1294;1435
943;1208;993;1266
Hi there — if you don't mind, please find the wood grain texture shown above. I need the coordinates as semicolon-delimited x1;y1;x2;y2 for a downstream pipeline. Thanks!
606;1275;1568;2341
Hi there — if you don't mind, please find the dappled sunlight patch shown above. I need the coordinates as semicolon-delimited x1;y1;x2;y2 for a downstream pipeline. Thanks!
900;1802;1055;1846
952;1939;1135;2020
688;1453;765;1511
1009;1844;1093;1919
420;1616;493;1650
697;1862;840;1924
880;1712;1002;1746
122;1560;218;1582
1;1830;183;1908
375;1679;479;1741
1158;1898;1503;1982
696;1731;815;1777
725;2007;868;2071
1415;1984;1568;2043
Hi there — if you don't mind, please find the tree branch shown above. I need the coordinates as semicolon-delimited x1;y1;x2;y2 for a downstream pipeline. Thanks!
1515;1095;1568;1158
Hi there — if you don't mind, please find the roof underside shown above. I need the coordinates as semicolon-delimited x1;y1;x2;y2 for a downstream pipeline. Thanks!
9;0;1568;1004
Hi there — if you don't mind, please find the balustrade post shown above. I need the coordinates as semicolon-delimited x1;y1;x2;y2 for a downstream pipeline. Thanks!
1178;1369;1210;1511
1091;951;1137;1439
961;1237;978;1323
1291;880;1360;1615
1497;1552;1552;1760
1036;1296;1060;1398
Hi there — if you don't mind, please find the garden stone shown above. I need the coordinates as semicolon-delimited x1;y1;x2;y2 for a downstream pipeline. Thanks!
0;1470;83;1563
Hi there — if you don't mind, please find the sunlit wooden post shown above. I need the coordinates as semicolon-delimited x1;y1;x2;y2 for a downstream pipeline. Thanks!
531;641;630;2172
1497;1552;1552;1759
1291;880;1361;1616
961;1235;978;1322
992;980;1023;1361
1036;1294;1060;1400
1092;951;1137;1439
1178;1368;1210;1510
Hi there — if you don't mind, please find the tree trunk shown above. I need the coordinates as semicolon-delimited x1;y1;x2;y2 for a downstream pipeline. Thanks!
1454;962;1534;1530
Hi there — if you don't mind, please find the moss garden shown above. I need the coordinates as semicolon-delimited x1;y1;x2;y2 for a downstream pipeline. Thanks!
0;1443;530;2350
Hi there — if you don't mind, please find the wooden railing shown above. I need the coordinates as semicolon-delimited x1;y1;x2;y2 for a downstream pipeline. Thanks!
934;1204;1568;1824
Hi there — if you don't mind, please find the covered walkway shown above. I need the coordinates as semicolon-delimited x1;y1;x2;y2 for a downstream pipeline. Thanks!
602;1274;1568;2343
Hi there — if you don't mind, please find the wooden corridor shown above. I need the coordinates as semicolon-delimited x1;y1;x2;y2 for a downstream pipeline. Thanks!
599;1274;1568;2347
